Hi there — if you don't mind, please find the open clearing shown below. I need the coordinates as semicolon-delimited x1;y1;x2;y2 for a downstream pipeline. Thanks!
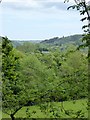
2;99;88;118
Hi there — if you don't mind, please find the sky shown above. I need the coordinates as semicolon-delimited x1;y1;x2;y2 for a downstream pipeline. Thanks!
0;0;90;40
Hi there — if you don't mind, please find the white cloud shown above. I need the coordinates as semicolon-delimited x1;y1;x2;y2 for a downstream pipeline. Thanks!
2;0;43;9
2;0;39;7
2;0;90;2
1;0;84;40
1;0;90;12
3;0;20;2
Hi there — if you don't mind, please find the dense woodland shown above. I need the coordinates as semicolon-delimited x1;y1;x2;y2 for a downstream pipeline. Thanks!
1;35;88;119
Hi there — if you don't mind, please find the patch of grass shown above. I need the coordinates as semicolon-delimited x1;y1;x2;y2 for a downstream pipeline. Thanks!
0;111;2;120
2;99;88;118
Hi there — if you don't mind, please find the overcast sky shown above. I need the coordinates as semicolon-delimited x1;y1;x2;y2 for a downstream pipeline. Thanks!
0;0;90;40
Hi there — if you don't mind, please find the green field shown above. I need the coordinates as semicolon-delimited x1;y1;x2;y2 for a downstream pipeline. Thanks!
0;110;2;120
2;99;88;118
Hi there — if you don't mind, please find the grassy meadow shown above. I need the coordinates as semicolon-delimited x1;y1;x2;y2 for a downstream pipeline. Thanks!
2;99;88;119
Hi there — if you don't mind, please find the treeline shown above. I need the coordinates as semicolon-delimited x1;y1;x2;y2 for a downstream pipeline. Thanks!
40;34;83;46
16;41;88;101
2;37;88;119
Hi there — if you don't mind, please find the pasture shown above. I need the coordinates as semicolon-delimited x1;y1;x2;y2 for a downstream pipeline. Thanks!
2;99;88;119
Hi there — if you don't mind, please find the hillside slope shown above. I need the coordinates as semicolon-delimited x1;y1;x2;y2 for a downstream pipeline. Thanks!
40;34;83;46
0;34;83;47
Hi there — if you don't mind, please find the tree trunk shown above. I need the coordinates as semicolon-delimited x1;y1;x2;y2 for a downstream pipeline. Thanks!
10;114;15;120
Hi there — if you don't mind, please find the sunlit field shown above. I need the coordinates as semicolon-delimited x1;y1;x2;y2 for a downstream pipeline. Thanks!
3;99;88;118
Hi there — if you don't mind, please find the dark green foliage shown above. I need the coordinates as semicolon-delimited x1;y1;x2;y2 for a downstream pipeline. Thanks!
0;36;2;116
2;37;21;119
2;37;31;120
2;37;19;81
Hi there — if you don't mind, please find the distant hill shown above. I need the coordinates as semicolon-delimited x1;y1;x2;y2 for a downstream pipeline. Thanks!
11;40;41;47
11;41;24;47
40;34;83;46
0;36;41;47
0;36;2;42
0;34;83;47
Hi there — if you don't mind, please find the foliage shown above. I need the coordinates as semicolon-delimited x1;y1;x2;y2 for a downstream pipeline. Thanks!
2;36;88;119
2;37;31;120
65;0;90;44
0;37;2;120
1;0;89;119
16;42;88;102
